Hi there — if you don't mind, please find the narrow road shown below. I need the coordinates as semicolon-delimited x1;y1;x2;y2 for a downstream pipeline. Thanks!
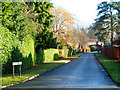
8;53;118;89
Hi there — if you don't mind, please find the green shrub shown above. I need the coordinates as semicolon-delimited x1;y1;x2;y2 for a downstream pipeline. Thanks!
5;47;23;74
35;48;44;64
72;49;78;55
90;46;97;51
54;53;59;60
68;46;73;56
68;46;78;56
44;49;59;62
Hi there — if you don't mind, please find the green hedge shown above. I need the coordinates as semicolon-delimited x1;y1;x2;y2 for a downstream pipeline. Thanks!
44;49;59;62
59;49;68;57
35;48;70;64
20;36;35;70
1;29;69;74
0;25;19;74
1;26;35;74
35;48;44;64
36;49;59;63
72;49;78;55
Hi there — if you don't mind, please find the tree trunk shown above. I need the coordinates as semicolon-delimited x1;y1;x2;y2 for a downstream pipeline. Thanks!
110;8;114;45
111;33;114;45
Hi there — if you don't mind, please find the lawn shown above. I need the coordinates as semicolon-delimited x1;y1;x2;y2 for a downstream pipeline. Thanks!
95;53;120;84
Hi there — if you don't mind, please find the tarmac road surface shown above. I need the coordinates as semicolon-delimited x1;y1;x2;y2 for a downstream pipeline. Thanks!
6;53;119;89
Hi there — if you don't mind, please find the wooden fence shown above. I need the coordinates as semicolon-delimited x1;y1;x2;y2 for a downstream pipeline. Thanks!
101;45;120;60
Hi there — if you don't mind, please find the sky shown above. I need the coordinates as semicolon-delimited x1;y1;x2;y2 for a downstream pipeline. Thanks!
51;0;118;27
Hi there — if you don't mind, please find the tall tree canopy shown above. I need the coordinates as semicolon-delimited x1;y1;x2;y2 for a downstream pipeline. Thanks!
25;1;57;50
93;1;120;45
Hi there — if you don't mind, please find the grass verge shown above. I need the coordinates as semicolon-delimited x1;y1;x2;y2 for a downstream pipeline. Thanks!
2;60;70;86
95;53;120;84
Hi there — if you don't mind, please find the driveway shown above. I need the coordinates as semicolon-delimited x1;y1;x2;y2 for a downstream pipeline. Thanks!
7;53;118;89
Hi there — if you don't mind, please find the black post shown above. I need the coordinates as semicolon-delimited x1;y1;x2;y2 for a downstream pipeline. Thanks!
13;65;15;78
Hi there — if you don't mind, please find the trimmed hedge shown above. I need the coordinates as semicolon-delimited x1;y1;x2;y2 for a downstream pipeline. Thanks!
1;27;35;74
20;36;35;70
36;48;69;63
36;49;59;63
59;49;68;57
44;49;59;62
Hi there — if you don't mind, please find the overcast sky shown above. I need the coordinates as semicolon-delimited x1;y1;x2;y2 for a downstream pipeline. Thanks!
51;0;118;27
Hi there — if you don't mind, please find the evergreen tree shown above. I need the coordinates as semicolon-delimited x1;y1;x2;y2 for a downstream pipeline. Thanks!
2;2;28;40
25;1;56;51
95;1;119;45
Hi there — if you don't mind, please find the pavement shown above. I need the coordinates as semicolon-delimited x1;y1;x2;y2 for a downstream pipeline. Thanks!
5;53;119;89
